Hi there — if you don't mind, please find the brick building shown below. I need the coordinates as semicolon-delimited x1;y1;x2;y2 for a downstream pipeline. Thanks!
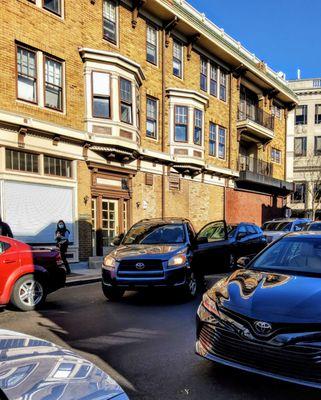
0;0;297;261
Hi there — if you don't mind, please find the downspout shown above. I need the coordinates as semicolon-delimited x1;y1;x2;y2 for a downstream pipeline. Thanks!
161;28;166;219
225;73;234;221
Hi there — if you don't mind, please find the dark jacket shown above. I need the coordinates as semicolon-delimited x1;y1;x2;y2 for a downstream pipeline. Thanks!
0;221;13;238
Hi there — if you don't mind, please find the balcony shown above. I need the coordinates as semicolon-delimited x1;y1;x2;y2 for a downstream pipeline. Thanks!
238;155;273;177
237;155;293;194
237;105;275;142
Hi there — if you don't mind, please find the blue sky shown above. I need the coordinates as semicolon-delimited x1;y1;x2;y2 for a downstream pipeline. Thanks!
188;0;320;80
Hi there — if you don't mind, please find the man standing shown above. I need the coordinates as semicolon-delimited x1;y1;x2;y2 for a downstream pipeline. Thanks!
0;217;13;238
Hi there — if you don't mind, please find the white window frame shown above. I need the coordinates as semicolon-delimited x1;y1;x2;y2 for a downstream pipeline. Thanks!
146;24;158;66
103;0;118;45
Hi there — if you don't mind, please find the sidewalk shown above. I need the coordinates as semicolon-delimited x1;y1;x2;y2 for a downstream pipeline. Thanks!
66;262;101;287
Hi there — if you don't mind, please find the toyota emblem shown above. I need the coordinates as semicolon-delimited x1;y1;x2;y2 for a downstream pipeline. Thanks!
254;321;272;335
135;262;145;270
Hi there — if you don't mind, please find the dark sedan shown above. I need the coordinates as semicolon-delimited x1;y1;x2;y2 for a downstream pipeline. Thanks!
0;329;128;400
196;232;321;389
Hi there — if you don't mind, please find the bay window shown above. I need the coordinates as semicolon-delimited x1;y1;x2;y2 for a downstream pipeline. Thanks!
92;72;110;119
174;106;188;142
120;78;133;124
44;56;63;111
17;46;37;103
103;0;117;44
194;109;203;145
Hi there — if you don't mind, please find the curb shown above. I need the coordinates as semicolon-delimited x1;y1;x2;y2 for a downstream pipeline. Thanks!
65;276;101;287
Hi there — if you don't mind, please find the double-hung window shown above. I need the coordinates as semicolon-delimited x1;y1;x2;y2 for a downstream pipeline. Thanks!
120;78;133;124
271;148;281;163
292;183;306;203
44;56;63;111
17;46;37;103
209;123;217;156
146;97;157;139
92;72;110;119
194;109;203;145
210;63;218;97
219;70;227;101
103;0;117;44
315;136;321;156
315;105;321;124
294;137;307;156
295;105;307;125
200;58;207;91
146;25;157;65
272;102;282;119
218;127;226;159
43;0;61;16
174;106;188;142
173;41;183;78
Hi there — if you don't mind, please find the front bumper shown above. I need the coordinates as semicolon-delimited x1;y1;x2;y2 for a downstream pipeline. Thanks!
102;265;189;289
196;305;321;389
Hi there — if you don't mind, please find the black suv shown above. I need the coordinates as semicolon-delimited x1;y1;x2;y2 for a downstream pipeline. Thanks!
101;218;266;300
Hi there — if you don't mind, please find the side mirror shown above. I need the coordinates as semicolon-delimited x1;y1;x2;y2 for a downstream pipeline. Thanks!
195;236;208;244
237;257;251;268
237;232;247;240
111;233;124;247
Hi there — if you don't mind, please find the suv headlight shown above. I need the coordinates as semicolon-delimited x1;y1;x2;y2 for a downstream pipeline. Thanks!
103;255;116;269
168;253;187;268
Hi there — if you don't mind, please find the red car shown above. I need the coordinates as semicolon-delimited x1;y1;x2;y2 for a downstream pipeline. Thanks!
0;236;66;311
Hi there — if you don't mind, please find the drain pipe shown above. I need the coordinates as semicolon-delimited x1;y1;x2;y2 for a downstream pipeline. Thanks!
161;27;166;219
225;73;234;221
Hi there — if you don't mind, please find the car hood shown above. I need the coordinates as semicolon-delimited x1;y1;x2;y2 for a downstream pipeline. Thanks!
111;244;186;260
208;269;321;324
0;330;128;400
263;231;286;238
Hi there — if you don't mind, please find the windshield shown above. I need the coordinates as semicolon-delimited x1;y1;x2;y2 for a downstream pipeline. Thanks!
250;237;321;275
122;223;185;245
308;223;321;232
262;221;292;232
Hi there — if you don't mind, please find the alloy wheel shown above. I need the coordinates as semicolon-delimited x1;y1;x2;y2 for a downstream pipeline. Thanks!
18;279;44;307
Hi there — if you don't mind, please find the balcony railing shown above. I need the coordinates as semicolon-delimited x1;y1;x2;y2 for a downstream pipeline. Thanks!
238;155;273;177
238;104;275;131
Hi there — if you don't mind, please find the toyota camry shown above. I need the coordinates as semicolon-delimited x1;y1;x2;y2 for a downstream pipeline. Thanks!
196;232;321;389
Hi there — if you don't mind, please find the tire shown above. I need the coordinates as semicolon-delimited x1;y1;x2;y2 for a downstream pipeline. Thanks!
10;274;46;311
102;285;125;301
181;272;202;300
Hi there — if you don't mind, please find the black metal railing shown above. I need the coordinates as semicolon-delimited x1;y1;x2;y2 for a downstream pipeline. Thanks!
238;155;273;177
238;104;275;131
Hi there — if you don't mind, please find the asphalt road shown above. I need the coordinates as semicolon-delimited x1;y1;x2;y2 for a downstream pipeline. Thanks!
0;280;320;400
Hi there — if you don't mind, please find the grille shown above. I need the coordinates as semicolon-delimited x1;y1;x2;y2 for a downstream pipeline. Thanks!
117;259;164;278
199;323;321;383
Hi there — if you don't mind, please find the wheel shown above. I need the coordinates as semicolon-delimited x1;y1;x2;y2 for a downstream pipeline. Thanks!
102;285;125;301
10;274;46;311
181;272;201;300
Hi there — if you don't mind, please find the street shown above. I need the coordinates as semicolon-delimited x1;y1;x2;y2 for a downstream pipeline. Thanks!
0;280;319;400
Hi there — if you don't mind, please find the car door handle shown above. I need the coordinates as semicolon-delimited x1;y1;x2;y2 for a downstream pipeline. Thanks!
3;259;15;264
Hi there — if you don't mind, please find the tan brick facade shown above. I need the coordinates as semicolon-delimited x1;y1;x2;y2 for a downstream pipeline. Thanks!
0;0;297;260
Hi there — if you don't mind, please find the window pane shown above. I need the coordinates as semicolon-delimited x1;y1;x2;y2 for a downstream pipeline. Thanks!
146;120;156;138
175;106;188;124
218;127;226;158
18;76;36;102
43;0;61;15
121;103;132;124
45;58;62;110
194;110;202;145
93;72;110;96
175;125;187;142
93;97;110;118
44;156;71;177
17;47;36;102
120;79;132;103
209;123;217;156
173;41;182;77
45;85;62;109
103;19;116;42
147;43;157;64
173;59;181;77
147;98;156;119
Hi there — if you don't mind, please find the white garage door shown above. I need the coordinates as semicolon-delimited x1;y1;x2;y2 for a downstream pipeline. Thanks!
2;181;74;244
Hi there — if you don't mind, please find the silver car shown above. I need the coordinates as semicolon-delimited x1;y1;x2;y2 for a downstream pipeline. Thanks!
262;218;311;243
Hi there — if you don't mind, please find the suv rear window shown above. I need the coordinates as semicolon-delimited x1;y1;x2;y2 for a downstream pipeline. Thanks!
123;223;185;245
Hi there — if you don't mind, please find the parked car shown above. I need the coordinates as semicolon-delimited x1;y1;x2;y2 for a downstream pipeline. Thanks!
0;329;129;400
0;236;66;311
307;221;321;231
262;218;311;243
196;231;321;389
101;218;266;301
